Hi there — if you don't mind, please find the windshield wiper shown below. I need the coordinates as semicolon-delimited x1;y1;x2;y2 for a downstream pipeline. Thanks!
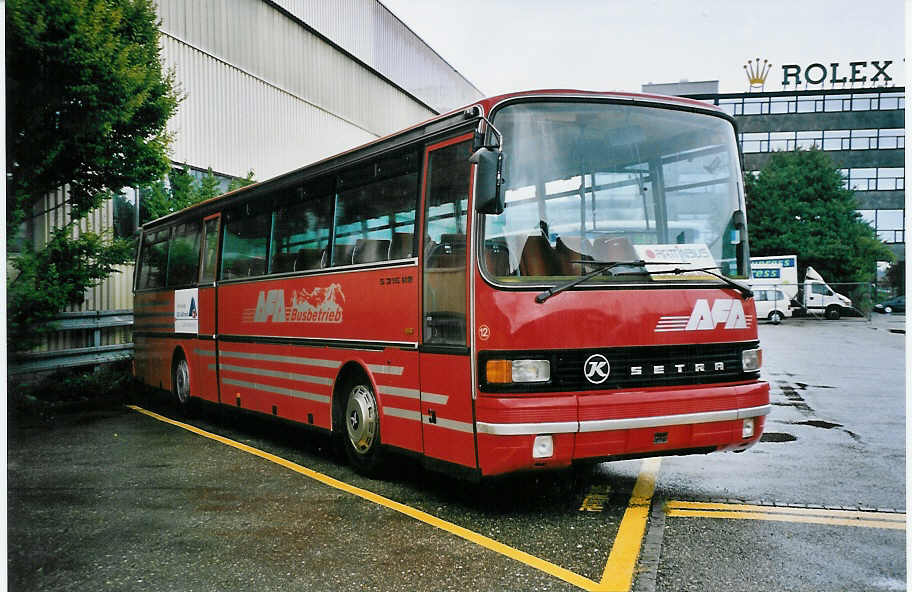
535;259;689;303
612;265;754;299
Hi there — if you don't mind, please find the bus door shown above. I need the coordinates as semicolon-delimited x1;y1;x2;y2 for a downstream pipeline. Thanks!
195;214;221;403
419;136;477;469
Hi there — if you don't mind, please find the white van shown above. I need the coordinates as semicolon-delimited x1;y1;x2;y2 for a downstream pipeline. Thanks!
753;288;792;324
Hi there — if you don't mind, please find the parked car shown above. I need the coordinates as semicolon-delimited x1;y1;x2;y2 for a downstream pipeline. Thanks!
873;295;905;314
754;288;793;324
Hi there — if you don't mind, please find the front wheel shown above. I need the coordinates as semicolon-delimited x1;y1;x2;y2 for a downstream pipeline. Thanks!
341;380;384;475
769;310;784;325
825;305;841;320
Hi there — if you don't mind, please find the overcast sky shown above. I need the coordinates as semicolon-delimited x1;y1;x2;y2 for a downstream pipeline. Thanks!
380;0;905;97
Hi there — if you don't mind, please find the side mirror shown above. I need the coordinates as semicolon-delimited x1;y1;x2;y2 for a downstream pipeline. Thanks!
470;147;505;215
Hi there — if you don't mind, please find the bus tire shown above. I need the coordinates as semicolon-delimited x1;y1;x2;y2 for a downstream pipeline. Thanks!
825;305;841;320
340;378;384;476
172;352;193;413
768;310;783;325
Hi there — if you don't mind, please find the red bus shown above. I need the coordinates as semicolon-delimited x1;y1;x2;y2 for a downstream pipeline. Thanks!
133;90;769;478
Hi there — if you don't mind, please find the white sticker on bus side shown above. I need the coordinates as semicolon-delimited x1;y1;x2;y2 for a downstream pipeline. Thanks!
175;288;199;334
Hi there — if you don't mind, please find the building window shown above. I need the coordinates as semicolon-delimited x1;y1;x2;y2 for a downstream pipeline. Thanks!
113;187;138;238
796;131;822;150
878;129;904;149
877;168;904;191
723;91;903;116
822;130;850;151
738;128;905;154
858;209;905;244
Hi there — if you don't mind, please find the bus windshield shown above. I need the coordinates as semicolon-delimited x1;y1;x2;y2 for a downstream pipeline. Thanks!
481;100;747;285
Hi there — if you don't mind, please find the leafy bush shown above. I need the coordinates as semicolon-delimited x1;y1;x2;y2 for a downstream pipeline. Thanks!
10;360;134;410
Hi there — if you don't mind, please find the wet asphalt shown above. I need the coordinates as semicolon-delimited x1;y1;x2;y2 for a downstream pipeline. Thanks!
7;313;906;591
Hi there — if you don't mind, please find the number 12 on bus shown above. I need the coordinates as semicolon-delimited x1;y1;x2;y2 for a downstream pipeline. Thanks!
133;90;769;479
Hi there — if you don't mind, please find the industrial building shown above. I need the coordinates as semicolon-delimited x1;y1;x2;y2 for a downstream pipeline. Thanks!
14;0;482;369
643;80;905;260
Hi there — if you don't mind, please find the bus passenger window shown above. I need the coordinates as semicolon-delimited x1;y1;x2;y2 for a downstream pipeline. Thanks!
423;140;471;345
200;217;219;283
137;229;170;290
167;222;201;287
221;202;270;280
270;180;332;273
333;149;419;267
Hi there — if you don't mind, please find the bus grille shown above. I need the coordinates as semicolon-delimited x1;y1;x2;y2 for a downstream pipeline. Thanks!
479;341;759;393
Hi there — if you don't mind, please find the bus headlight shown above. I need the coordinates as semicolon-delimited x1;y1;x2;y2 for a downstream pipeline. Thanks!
742;348;762;372
486;359;551;384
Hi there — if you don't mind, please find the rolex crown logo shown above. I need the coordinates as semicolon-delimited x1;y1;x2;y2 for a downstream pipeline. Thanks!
744;58;771;90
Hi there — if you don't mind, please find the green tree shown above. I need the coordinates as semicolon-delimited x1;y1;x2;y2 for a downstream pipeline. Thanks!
7;0;180;225
7;0;180;351
885;262;904;295
744;148;892;284
139;166;256;222
8;230;135;352
228;170;257;192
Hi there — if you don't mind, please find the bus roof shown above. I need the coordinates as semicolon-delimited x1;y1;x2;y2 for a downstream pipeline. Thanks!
141;89;724;230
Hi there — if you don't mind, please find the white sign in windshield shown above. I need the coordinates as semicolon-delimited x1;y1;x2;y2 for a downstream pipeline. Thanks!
634;244;717;279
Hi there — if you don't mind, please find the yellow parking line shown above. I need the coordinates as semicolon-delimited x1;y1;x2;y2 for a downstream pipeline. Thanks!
667;500;905;530
127;405;602;591
597;458;662;592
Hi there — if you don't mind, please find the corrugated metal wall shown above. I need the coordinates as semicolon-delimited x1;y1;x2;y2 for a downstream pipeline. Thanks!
158;0;481;180
271;0;484;113
26;187;133;353
160;33;382;180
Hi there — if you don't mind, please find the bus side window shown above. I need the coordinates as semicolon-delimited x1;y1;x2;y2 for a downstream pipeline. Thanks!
423;140;471;346
137;228;170;290
200;217;220;283
270;179;332;273
333;149;419;267
167;221;202;287
221;201;271;280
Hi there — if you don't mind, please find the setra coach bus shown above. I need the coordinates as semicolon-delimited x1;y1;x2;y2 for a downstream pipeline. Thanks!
133;89;770;479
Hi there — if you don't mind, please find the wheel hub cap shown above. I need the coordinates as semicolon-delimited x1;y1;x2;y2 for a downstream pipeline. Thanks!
345;385;377;454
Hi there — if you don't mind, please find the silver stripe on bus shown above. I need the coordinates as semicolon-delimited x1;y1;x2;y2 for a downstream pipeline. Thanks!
383;407;422;421
221;377;330;404
194;349;216;357
423;415;474;434
368;364;405;375
219;350;342;368
378;386;420;399
421;392;449;405
377;386;449;405
579;405;771;433
476;405;772;436
214;363;333;386
382;407;471;434
476;420;579;436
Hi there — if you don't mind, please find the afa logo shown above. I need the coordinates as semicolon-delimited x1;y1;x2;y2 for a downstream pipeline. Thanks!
249;284;345;324
655;299;750;332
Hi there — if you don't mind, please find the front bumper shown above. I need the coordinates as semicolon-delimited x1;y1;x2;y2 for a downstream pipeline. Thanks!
474;381;770;476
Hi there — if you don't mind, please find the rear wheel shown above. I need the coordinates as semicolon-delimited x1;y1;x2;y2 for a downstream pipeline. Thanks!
768;310;784;325
340;379;384;475
172;354;193;412
825;305;841;320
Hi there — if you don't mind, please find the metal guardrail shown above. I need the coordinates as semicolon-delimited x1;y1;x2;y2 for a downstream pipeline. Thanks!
9;310;134;374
